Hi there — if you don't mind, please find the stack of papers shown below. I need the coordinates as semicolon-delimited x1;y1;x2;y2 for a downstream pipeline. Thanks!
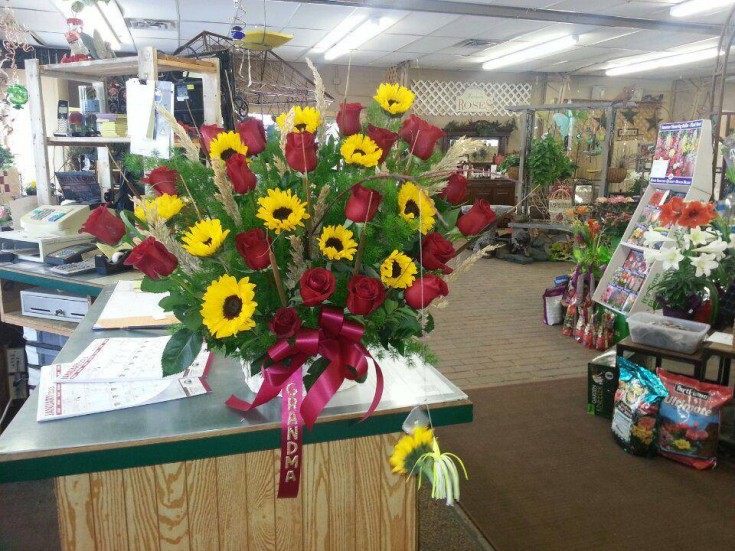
37;336;211;422
94;280;178;330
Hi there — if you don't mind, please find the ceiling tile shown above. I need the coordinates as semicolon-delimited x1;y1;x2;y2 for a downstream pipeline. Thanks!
385;12;461;35
11;8;66;30
398;35;466;54
133;37;181;53
358;33;425;53
33;31;68;48
178;22;232;38
287;3;358;31
429;15;512;39
276;28;327;48
117;0;178;20
6;1;58;11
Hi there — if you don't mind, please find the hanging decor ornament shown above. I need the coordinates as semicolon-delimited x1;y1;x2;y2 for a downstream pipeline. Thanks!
4;82;28;109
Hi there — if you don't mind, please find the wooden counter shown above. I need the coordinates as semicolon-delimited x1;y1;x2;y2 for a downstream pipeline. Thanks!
0;284;472;550
467;177;516;205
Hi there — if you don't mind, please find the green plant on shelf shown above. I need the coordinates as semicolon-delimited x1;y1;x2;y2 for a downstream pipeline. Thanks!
527;135;576;188
497;153;519;173
0;145;14;170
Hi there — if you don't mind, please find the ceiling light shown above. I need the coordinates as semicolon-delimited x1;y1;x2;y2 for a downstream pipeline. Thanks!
606;47;720;76
324;17;394;61
482;35;579;71
97;1;134;48
671;0;735;17
312;12;366;54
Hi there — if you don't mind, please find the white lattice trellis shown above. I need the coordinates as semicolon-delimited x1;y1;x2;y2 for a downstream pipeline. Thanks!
411;80;532;117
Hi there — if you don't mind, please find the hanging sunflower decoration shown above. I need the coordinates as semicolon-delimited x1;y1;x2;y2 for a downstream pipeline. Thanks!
256;188;310;234
374;83;415;115
318;225;358;261
398;182;435;234
209;131;249;161
201;275;257;338
380;250;417;289
340;134;383;167
182;219;230;257
276;106;322;134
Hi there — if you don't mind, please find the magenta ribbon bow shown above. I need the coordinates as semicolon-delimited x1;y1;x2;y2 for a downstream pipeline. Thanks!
226;306;384;430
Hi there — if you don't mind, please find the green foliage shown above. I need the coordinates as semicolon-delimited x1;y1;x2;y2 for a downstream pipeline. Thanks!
497;153;520;172
0;145;14;170
162;327;203;376
527;135;576;187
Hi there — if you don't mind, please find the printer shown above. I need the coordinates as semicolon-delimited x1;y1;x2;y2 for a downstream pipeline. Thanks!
0;204;95;263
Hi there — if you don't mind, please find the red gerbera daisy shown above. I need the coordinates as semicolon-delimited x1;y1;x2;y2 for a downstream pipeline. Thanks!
677;201;717;229
658;196;685;227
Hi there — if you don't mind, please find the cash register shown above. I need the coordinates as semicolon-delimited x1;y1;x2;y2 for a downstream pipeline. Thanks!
0;204;94;263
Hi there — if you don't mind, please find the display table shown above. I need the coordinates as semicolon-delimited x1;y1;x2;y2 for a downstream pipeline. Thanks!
615;336;707;379
0;286;472;551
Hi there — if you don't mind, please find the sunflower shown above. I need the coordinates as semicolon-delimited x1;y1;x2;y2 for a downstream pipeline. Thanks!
398;182;435;234
182;219;230;257
201;274;257;339
134;194;184;222
276;106;322;134
340;134;383;168
389;426;434;475
381;250;417;289
209;131;248;161
256;188;310;234
374;83;415;115
318;225;358;261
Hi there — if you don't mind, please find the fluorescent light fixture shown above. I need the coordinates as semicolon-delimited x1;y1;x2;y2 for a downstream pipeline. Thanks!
97;0;134;48
482;35;578;71
606;47;720;76
324;17;394;61
671;0;735;17
312;12;366;54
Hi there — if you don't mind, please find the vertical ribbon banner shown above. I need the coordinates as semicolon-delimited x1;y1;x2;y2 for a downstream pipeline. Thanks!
226;306;384;499
278;369;303;498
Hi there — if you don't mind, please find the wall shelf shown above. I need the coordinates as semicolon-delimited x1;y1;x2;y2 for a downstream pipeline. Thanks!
46;136;131;147
2;311;77;337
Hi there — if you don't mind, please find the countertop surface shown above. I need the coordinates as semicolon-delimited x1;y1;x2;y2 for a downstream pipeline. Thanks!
0;284;471;482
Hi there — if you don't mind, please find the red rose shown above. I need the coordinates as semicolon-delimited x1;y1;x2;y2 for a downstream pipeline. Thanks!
421;232;456;274
285;131;318;173
140;166;179;196
299;268;335;306
346;275;386;316
268;307;302;339
225;153;257;193
404;274;448;310
456;199;496;236
399;115;446;161
366;124;399;164
199;124;225;154
79;205;125;245
439;173;468;205
344;184;382;223
123;237;178;279
235;228;271;271
336;102;364;137
236;118;267;156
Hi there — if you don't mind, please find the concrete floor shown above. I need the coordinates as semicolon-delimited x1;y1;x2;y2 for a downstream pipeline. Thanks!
428;257;599;390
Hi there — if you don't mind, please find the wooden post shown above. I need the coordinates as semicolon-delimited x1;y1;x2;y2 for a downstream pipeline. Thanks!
137;47;158;83
25;59;55;205
201;57;223;126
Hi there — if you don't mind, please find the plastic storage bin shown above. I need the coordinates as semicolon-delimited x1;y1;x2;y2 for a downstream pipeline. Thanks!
23;328;68;349
627;312;709;354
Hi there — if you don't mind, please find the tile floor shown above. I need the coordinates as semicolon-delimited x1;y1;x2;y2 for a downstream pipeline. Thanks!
426;257;599;389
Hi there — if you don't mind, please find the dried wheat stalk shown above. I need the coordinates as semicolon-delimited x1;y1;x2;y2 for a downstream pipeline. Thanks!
278;108;295;154
424;137;484;192
286;234;307;286
155;104;200;162
305;57;328;142
272;156;289;177
312;183;331;224
211;158;242;226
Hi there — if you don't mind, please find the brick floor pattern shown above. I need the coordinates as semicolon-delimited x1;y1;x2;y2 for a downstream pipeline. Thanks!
425;258;599;390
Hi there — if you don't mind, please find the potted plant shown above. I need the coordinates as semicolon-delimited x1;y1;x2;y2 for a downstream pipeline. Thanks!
497;153;519;180
0;145;13;170
527;135;576;189
607;148;629;184
644;198;734;322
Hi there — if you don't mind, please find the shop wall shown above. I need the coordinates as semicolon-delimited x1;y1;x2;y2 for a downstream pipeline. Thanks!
5;70;68;187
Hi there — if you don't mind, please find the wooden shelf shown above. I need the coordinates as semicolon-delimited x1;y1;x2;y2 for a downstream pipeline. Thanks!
46;136;131;147
40;52;218;81
2;311;77;337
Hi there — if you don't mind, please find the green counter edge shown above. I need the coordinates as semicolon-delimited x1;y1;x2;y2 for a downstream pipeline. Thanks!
0;267;103;297
0;402;472;483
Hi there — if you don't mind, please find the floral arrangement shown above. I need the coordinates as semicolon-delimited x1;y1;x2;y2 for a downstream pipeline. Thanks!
81;78;495;429
595;196;636;238
642;197;735;319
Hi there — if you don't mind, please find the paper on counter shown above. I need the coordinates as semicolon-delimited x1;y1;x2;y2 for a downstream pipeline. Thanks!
36;367;210;422
94;280;178;330
53;336;210;383
706;332;734;346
